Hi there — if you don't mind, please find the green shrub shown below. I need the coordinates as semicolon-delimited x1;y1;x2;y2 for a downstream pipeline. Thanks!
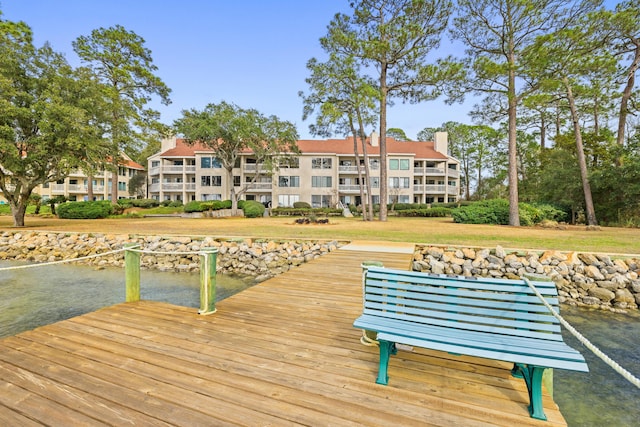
57;201;114;219
242;200;265;218
396;207;452;217
117;199;134;208
293;201;311;209
184;201;205;213
130;199;159;208
452;199;567;225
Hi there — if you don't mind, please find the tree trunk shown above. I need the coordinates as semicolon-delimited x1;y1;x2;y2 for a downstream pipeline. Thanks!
356;111;374;221
379;76;388;222
565;78;597;226
87;174;94;201
350;126;367;221
10;192;30;227
110;160;118;203
228;166;239;215
617;40;640;147
507;59;520;226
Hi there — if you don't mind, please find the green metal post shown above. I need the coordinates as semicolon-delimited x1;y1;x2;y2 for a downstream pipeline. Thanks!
199;247;219;315
124;243;141;302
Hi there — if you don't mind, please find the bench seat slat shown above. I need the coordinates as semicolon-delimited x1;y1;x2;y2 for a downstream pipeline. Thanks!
366;284;559;309
367;269;559;294
367;267;560;289
365;294;560;325
355;314;577;356
362;306;562;339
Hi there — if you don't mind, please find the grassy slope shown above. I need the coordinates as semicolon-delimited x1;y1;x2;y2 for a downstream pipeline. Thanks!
1;215;638;255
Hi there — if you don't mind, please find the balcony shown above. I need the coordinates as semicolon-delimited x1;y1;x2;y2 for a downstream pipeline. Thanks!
448;169;460;178
244;164;268;174
424;167;446;176
67;184;88;193
424;185;446;193
246;182;272;191
338;184;367;193
161;165;196;174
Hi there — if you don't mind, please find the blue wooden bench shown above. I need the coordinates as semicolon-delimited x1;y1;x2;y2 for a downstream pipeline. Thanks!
353;266;588;421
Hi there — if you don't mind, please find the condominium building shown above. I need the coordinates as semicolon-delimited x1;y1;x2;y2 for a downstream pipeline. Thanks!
0;153;145;204
147;132;460;208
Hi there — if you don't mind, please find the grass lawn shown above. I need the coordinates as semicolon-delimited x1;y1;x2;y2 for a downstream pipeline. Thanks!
1;214;638;255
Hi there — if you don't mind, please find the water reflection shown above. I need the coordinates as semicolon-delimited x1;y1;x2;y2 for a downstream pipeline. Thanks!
0;260;255;339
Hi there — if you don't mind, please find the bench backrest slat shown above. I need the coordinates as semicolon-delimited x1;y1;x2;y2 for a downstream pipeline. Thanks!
364;266;562;340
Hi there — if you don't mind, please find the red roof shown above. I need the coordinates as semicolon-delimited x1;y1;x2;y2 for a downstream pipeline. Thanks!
163;137;448;160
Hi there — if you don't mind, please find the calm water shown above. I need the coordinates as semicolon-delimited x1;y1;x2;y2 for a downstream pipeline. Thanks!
555;306;640;427
0;260;255;339
1;261;638;426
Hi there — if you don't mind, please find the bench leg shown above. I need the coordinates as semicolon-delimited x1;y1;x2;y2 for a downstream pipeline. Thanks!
512;363;547;421
376;340;397;385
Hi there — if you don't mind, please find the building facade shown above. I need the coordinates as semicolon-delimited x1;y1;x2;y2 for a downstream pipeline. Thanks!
147;132;460;208
0;153;145;204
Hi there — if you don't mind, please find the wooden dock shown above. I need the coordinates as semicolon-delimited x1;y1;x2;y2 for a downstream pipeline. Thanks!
0;245;568;426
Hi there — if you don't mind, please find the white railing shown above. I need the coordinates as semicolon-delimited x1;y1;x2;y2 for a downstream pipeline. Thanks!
425;185;446;193
448;169;460;178
148;167;160;176
162;165;196;174
244;165;268;173
424;168;446;175
162;183;186;191
339;185;366;193
247;182;272;190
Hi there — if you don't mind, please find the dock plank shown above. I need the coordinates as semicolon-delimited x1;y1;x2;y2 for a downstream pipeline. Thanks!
0;247;568;426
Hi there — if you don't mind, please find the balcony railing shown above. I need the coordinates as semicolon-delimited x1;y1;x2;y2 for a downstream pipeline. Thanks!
338;184;367;193
424;167;446;175
246;182;272;191
448;169;460;178
244;164;268;173
424;185;446;193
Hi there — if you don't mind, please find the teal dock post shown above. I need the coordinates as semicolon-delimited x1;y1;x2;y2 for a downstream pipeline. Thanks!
199;247;219;315
360;261;384;345
124;243;141;302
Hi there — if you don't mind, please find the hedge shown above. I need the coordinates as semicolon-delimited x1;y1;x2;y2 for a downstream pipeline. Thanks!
395;207;452;217
451;199;566;225
57;201;114;219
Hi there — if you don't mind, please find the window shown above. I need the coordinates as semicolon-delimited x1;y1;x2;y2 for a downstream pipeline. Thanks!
389;158;410;170
202;194;222;201
426;196;434;204
201;157;211;168
201;176;221;186
212;158;222;168
118;182;127;191
173;160;183;166
312;195;331;208
389;177;409;188
233;176;241;187
312;157;332;169
370;177;380;189
370;159;380;169
312;176;332;187
448;180;456;187
278;194;299;207
279;158;299;168
151;160;160;167
201;176;211;186
151;177;159;184
278;176;300;187
212;176;222;186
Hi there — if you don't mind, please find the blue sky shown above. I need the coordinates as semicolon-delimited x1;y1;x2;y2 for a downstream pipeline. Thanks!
0;1;621;140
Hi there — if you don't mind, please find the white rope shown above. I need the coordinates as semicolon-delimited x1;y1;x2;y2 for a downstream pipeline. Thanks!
523;277;640;389
0;248;128;271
